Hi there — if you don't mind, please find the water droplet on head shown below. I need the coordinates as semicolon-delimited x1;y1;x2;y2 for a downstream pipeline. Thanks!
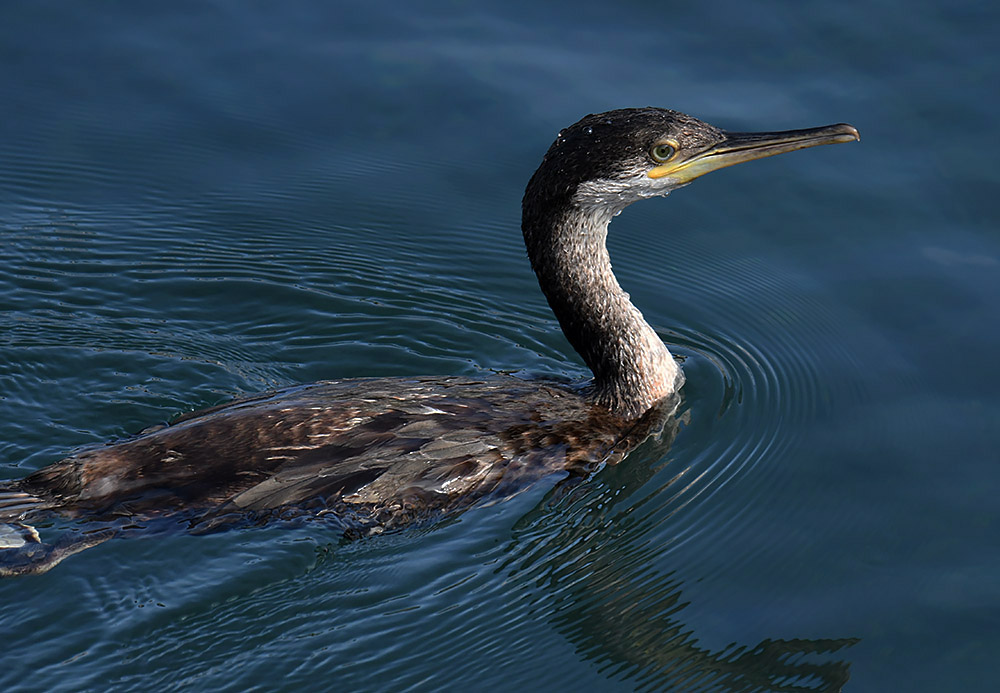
584;126;593;134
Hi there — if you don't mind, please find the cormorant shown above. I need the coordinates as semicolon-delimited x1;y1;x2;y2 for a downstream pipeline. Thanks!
0;108;858;576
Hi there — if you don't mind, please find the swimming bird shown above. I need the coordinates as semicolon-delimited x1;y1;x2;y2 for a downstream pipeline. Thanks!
0;108;858;576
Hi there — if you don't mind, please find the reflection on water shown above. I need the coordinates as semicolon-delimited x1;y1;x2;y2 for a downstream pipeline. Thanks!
502;417;859;691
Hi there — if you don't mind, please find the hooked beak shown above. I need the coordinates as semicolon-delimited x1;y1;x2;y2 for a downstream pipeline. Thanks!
648;123;860;183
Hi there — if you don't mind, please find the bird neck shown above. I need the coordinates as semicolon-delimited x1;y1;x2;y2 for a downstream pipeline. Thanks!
522;200;682;419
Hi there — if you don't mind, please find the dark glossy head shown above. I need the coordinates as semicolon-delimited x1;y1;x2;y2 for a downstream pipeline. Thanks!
523;107;859;218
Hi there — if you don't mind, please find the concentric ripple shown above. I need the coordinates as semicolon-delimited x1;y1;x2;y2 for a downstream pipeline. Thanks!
548;213;882;577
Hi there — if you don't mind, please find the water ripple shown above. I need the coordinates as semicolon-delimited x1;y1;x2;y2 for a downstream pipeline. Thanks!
1;217;863;693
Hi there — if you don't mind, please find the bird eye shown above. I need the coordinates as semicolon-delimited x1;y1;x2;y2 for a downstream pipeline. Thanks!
651;143;677;162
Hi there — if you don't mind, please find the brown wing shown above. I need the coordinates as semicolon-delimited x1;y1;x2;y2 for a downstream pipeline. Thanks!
16;375;657;532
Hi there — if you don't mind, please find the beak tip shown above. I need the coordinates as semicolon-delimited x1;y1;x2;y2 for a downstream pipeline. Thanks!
839;124;861;142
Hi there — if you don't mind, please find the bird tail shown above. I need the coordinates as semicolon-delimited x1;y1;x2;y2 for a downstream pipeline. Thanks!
0;482;46;523
1;480;115;577
0;481;42;550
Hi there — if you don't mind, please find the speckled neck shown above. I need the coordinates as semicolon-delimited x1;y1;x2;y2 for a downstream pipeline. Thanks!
522;199;682;419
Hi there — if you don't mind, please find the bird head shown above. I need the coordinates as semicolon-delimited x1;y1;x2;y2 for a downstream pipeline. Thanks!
526;107;859;217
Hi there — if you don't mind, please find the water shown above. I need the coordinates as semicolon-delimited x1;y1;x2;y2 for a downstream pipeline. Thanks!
1;1;997;690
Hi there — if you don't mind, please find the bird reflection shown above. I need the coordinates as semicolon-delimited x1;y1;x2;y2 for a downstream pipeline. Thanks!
499;412;859;692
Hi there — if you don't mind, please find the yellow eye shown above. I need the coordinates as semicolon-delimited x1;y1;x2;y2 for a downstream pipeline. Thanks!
651;143;676;162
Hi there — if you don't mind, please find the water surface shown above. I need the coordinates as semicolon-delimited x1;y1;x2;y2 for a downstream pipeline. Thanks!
1;1;997;691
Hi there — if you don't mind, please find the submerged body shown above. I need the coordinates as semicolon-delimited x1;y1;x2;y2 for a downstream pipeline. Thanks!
0;376;676;575
0;107;857;576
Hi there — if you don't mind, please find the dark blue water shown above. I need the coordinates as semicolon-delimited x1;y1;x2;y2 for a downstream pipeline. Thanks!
1;1;997;690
